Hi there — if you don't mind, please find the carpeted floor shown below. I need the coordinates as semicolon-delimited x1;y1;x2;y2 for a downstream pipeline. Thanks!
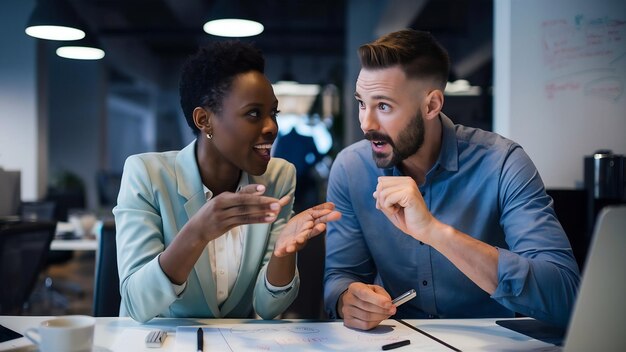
24;251;95;316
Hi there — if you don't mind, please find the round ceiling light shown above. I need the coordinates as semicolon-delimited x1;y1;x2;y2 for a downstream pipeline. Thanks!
203;19;264;37
56;46;105;60
25;25;85;41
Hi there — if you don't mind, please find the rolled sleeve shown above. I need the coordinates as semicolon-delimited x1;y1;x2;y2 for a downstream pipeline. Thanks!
492;248;530;298
253;264;300;319
265;269;297;295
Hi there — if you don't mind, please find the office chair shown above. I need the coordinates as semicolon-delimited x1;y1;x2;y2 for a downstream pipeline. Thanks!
93;220;121;316
20;200;84;311
0;221;56;314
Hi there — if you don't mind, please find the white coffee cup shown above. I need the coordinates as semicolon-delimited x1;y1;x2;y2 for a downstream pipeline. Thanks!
24;315;95;352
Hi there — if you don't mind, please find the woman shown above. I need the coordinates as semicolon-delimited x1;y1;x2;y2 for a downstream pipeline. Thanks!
113;41;341;323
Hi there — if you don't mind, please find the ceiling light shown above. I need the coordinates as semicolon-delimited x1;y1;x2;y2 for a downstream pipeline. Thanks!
25;0;86;41
203;0;264;37
56;36;105;60
203;19;264;37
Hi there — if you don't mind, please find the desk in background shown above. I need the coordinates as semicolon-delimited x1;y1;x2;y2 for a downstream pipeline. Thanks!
51;221;98;251
0;316;558;351
50;238;98;251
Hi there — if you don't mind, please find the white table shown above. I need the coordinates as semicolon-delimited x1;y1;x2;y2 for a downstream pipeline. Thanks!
0;316;559;351
51;221;98;251
50;238;98;251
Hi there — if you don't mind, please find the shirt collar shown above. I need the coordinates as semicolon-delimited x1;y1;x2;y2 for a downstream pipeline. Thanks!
436;112;459;172
203;171;250;200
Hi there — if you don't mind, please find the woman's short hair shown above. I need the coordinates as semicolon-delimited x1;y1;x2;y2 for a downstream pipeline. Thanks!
358;29;450;90
179;41;265;135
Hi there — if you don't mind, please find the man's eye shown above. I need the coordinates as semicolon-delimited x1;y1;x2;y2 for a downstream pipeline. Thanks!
378;103;390;111
357;100;365;109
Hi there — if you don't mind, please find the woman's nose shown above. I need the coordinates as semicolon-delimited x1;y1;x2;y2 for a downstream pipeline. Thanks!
263;115;278;137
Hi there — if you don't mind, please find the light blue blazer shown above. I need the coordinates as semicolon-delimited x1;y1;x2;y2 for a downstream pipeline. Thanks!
113;140;299;323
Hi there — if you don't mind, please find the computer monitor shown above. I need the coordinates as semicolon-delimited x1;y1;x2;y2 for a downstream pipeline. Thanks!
0;169;21;218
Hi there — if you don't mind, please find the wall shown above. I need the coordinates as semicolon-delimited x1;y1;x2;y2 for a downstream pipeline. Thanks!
0;0;40;201
495;0;626;189
45;42;107;211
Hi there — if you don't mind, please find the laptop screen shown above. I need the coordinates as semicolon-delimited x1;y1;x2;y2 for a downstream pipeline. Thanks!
563;205;626;351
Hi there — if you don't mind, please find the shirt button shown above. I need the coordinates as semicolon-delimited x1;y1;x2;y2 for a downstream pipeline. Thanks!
422;280;428;286
428;314;435;318
218;290;224;295
219;270;225;275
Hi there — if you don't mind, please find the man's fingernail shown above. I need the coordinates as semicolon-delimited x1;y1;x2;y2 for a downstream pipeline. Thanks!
270;203;280;210
256;185;265;192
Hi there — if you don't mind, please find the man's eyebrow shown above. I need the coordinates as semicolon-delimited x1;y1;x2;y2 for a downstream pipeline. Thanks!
354;92;398;104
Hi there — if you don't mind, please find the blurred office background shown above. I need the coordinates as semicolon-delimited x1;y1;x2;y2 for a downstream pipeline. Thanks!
1;0;624;318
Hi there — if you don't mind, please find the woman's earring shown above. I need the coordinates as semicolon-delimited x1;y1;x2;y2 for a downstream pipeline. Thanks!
206;133;213;140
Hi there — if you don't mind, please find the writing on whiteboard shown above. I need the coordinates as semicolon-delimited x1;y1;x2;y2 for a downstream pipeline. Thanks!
542;14;625;101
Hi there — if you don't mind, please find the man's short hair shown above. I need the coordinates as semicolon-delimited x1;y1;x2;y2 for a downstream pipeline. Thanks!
358;29;450;90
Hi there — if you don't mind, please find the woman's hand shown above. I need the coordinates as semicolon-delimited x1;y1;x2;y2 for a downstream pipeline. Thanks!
273;202;342;257
192;184;284;242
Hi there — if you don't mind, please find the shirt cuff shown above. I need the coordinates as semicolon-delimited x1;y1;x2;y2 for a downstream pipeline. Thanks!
157;253;188;297
492;247;529;299
172;281;187;297
264;272;296;295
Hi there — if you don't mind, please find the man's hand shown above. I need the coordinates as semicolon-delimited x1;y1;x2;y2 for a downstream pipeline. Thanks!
339;282;396;330
273;202;342;257
373;176;436;243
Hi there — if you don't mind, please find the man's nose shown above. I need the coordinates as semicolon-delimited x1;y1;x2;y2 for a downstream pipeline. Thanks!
359;108;379;133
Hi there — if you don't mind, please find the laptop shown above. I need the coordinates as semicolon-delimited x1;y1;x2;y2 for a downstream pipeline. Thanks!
563;205;626;351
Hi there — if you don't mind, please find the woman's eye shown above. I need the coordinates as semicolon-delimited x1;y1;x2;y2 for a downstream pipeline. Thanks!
247;110;260;118
271;110;281;119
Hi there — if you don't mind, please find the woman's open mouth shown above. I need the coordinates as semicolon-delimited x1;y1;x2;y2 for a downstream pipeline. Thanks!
253;143;272;162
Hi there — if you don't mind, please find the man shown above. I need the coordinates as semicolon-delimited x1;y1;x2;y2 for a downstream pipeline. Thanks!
323;29;580;330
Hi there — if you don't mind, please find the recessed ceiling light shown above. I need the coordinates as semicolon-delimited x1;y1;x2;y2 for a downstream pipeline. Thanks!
203;19;264;37
25;25;85;41
56;46;105;60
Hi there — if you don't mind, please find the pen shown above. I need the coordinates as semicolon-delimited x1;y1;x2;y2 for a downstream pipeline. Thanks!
196;327;203;352
391;289;416;307
382;339;411;350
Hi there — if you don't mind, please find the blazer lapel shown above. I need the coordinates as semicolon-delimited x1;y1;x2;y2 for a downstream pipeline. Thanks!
175;140;221;317
185;192;221;318
219;222;270;316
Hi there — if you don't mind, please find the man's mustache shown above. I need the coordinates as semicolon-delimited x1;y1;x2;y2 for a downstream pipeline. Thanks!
364;132;393;146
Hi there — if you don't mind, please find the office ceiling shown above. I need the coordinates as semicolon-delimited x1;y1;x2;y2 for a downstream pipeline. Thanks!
62;0;493;88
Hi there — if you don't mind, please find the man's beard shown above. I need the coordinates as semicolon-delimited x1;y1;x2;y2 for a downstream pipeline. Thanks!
364;110;425;169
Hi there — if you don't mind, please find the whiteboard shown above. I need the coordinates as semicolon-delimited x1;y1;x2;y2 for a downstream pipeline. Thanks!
495;0;626;189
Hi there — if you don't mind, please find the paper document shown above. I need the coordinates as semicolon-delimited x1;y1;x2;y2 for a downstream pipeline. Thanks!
176;321;452;351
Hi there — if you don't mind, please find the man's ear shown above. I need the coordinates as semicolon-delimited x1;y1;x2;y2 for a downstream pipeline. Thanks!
424;89;444;121
193;107;212;133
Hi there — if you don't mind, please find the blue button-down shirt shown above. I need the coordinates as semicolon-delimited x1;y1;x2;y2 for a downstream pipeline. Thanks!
324;114;580;327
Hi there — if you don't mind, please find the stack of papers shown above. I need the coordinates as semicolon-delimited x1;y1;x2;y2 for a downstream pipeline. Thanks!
176;321;450;351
